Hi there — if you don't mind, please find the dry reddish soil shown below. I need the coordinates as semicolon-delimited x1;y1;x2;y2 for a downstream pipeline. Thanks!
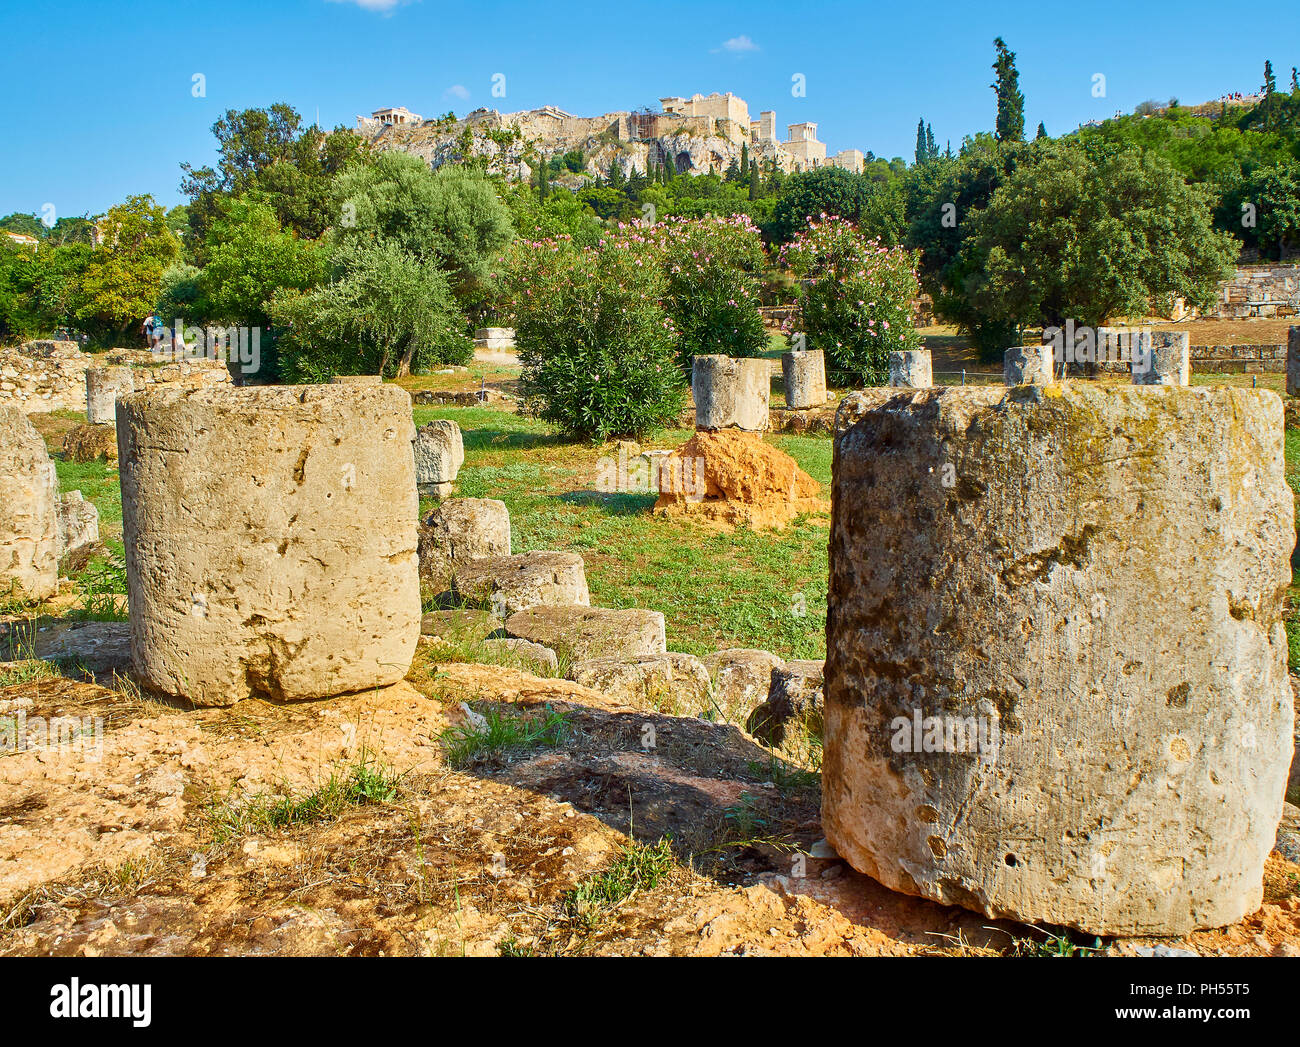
2;653;1297;957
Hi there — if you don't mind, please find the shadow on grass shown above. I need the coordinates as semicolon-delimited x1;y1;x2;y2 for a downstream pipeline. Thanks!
559;490;658;516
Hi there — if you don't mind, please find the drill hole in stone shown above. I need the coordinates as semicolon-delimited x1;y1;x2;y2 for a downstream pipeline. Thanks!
1004;853;1018;868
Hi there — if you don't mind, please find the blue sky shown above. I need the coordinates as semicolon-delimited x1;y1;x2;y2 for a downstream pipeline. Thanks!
1;0;1296;219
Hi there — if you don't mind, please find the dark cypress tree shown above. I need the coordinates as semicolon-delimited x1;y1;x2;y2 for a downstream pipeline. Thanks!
925;123;937;160
914;117;927;164
748;159;760;200
1263;59;1277;95
1036;120;1048;140
740;142;750;182
1291;66;1299;92
992;37;1026;142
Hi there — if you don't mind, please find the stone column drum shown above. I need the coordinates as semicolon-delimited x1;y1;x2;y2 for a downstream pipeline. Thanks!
116;385;421;706
692;355;769;431
889;349;933;388
1132;330;1190;386
86;366;135;425
824;384;1295;937
1286;326;1300;398
781;350;827;409
1003;344;1054;386
0;407;60;601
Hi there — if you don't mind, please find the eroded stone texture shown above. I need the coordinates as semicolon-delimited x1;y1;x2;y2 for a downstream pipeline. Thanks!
703;648;786;718
781;350;827;409
86;366;135;425
505;606;667;661
747;660;824;746
1133;331;1190;386
480;637;558;673
418;498;512;595
693;355;770;431
452;550;590;615
330;375;383;385
62;423;118;463
888;350;933;388
824;384;1294;937
0;406;60;601
1003;344;1054;386
56;491;100;570
567;653;712;712
117;385;420;706
413;419;465;498
1289;327;1300;397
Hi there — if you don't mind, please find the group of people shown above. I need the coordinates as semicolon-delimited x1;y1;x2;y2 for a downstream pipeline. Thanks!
141;314;186;355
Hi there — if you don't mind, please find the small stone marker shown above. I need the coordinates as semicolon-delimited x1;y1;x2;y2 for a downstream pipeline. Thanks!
85;366;135;425
781;350;827;409
692;355;770;431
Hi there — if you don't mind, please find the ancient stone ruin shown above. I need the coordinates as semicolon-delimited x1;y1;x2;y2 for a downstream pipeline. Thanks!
1003;344;1055;386
0;406;61;601
117;385;421;706
1132;331;1190;386
781;349;827;409
413;419;465;498
692;354;769;432
86;366;135;425
823;384;1294;936
888;349;933;388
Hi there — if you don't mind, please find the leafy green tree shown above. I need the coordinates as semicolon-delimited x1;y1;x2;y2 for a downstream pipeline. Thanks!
769;166;871;242
992;37;1025;143
73;194;180;344
196;196;327;329
959;140;1236;334
0;213;45;239
271;240;471;380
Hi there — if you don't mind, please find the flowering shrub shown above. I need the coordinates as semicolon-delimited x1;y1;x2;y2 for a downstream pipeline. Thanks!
780;215;921;387
646;214;769;371
499;233;685;440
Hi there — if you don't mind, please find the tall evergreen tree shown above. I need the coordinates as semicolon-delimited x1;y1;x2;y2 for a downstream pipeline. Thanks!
1291;66;1299;92
992;37;1026;143
925;123;937;160
1263;60;1277;95
740;142;750;183
1036;120;1048;140
748;159;760;200
915;117;928;164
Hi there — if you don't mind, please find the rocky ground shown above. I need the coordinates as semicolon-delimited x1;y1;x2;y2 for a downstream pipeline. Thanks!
2;641;1298;958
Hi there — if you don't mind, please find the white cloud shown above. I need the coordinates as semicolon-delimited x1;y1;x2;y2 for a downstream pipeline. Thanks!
326;0;414;14
718;34;760;54
444;84;470;101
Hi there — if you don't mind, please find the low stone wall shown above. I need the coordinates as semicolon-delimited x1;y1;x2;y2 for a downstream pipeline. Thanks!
1191;342;1287;373
0;341;230;413
1203;266;1300;320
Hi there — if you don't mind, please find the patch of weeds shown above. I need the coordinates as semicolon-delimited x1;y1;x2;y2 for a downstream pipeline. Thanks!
562;836;675;930
746;754;821;795
70;556;128;621
497;936;535;956
206;751;404;844
1007;929;1103;957
439;703;571;768
0;659;56;690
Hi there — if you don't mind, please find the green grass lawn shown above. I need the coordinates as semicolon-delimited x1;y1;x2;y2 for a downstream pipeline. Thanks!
414;404;831;659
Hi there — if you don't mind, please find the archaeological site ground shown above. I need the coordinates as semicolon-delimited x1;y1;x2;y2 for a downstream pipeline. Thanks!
2;0;1300;1028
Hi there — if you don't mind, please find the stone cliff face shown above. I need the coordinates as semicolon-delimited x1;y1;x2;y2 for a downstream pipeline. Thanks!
359;108;765;184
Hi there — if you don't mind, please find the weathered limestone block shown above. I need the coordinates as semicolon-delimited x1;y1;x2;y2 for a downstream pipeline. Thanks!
85;366;135;425
0;406;60;601
567;653;712;713
693;355;770;431
473;327;516;350
888;350;933;388
117;385;420;706
781;350;827;409
418;498;512;594
1285;326;1299;397
413;419;465;498
703;648;786;718
480;637;558;674
62;423;118;464
56;491;100;569
1133;331;1190;386
746;659;824;745
505;606;667;661
452;550;590;615
1003;344;1054;386
824;384;1295;937
419;608;503;644
34;620;131;676
330;375;383;385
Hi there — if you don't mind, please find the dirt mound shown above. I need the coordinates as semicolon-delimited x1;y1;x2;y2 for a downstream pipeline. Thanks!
653;429;827;531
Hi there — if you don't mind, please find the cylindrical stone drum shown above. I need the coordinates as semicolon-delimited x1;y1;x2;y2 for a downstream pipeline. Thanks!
692;355;770;431
888;349;933;388
1132;330;1190;386
86;366;135;425
824;384;1294;936
117;385;421;706
781;350;827;409
1287;326;1300;398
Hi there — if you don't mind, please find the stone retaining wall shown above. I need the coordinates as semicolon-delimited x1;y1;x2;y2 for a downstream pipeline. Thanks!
0;341;231;413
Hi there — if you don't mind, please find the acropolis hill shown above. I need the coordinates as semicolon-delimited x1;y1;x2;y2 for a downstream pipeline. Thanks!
356;92;866;183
